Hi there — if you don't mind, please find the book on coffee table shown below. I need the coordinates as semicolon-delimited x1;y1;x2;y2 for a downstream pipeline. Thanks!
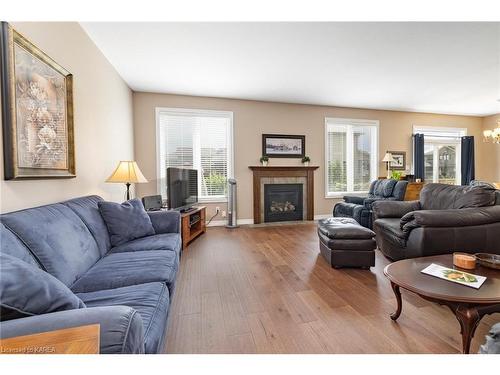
421;263;487;289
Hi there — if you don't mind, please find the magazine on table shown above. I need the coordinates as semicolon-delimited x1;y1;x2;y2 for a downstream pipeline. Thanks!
421;263;486;289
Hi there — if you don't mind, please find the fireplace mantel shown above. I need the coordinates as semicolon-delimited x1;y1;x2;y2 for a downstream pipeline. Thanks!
249;166;319;224
248;166;319;171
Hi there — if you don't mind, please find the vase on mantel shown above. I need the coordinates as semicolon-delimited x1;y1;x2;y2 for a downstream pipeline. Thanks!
261;161;268;166
303;161;310;167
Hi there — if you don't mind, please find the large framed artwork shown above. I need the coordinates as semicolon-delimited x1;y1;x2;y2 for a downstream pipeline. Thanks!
262;134;305;158
388;150;406;170
0;22;75;180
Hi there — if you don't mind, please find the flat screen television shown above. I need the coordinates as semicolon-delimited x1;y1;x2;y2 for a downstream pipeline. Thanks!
166;167;198;211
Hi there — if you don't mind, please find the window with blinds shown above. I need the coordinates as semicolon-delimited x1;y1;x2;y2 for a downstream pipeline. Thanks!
325;118;378;196
156;108;233;202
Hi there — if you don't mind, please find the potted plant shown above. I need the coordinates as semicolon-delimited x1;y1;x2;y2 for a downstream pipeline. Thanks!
302;156;311;166
260;156;269;166
390;170;403;180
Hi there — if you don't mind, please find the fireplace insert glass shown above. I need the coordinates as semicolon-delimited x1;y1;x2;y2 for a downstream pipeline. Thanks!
264;183;303;222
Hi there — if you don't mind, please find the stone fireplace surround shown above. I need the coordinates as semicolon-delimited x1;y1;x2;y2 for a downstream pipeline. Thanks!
263;179;305;223
248;166;319;224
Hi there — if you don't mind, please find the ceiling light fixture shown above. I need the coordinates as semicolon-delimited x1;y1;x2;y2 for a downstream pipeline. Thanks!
483;119;500;144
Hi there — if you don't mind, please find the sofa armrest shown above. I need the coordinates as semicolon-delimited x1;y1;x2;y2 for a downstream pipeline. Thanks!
409;206;500;227
148;210;181;234
363;197;397;210
343;196;365;205
372;200;421;220
0;306;144;354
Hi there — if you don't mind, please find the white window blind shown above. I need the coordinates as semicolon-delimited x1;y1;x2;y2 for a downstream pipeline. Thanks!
325;118;378;196
156;108;233;202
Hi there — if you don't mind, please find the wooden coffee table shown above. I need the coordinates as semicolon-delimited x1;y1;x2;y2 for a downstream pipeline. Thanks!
384;254;500;354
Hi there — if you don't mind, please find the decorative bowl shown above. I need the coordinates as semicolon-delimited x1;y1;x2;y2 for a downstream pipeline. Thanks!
453;252;476;269
475;253;500;270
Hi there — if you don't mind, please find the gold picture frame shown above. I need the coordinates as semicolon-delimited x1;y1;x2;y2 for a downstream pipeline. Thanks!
0;22;75;180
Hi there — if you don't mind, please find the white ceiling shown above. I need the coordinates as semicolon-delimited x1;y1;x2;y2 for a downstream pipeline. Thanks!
81;22;500;116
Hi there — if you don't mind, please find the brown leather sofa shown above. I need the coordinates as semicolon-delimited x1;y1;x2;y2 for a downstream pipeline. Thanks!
372;183;500;260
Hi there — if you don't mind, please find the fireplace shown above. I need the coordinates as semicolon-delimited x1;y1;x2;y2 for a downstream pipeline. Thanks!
264;184;303;222
249;166;318;224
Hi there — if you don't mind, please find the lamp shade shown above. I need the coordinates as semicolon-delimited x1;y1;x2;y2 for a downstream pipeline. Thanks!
382;152;394;162
106;161;148;184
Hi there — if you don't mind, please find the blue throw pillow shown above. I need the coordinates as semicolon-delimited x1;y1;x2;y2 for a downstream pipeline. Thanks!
98;198;155;247
0;253;85;321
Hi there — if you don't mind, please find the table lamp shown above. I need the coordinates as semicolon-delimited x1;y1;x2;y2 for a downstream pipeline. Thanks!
106;161;148;200
382;152;394;179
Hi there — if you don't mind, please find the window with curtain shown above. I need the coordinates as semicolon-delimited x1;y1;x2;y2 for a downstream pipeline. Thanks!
325;118;378;196
413;126;465;185
156;108;233;202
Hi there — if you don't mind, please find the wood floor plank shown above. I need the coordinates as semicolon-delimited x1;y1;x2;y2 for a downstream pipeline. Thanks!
164;223;499;354
175;257;202;315
231;261;266;314
201;292;228;353
227;333;257;354
165;313;202;353
247;312;288;354
216;266;251;336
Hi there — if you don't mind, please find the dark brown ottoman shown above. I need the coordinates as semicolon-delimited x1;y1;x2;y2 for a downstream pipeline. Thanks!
318;217;376;269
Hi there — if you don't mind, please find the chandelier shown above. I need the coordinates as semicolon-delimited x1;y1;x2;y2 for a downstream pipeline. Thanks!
483;120;500;144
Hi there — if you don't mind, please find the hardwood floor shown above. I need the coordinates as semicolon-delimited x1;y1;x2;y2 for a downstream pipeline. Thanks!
165;223;498;354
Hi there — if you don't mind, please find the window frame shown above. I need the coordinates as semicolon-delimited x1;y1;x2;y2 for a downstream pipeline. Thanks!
155;107;234;203
324;117;379;198
412;125;466;185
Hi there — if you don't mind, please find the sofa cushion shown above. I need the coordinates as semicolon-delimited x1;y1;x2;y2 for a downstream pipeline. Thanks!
0;223;40;268
98;199;155;247
109;233;181;255
147;210;181;235
392;181;409;201
1;203;101;286
0;254;85;321
373;179;397;198
469;180;500;206
63;195;111;256
77;282;170;354
374;218;406;239
373;218;408;251
70;250;178;294
420;183;496;210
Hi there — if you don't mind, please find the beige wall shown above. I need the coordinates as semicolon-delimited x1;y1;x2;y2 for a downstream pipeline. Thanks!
133;92;494;221
0;22;134;213
481;113;500;182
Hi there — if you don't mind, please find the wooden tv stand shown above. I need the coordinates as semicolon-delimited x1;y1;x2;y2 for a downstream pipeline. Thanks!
181;206;206;249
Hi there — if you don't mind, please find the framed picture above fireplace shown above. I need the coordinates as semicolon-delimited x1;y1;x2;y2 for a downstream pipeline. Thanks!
262;134;305;158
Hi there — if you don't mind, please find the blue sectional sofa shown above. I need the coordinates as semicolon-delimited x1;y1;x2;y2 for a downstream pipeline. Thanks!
0;195;181;354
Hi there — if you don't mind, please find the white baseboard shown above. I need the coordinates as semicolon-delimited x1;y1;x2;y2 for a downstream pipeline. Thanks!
237;219;254;225
206;220;226;227
208;216;331;227
206;218;254;227
313;214;331;220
